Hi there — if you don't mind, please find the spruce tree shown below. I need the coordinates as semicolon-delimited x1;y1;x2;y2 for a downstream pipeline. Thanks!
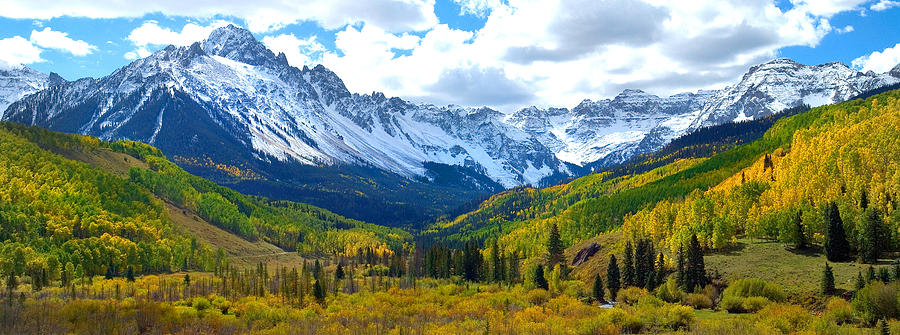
860;209;884;264
868;266;877;283
533;265;549;290
861;189;869;210
592;274;605;303
492;239;502;282
606;255;621;301
880;267;892;283
855;271;866;291
623;241;635;287
824;202;850;261
685;234;707;291
793;210;806;250
335;264;345;280
654;253;666;290
126;266;135;282
313;279;326;303
547;223;565;269
821;263;835;296
676;245;685;288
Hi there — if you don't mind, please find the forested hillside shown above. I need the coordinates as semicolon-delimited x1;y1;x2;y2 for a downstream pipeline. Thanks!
0;123;408;285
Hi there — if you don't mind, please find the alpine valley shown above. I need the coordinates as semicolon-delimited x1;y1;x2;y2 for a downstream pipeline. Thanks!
3;25;899;226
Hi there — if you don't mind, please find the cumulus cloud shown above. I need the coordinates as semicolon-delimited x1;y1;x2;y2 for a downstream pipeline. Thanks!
30;27;96;56
0;36;43;65
836;25;854;33
426;66;535;107
852;42;900;73
452;0;502;17
124;20;231;60
0;27;94;66
262;34;327;66
871;0;900;11
0;0;438;33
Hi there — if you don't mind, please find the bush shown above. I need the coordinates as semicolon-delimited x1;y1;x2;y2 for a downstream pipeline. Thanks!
665;305;695;329
722;278;785;302
851;281;899;325
823;297;854;325
617;287;649;305
740;296;770;312
721;295;745;313
526;289;550;306
683;293;713;309
655;278;683;303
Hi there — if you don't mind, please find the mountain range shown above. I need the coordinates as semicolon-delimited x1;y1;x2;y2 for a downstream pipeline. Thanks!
2;24;899;225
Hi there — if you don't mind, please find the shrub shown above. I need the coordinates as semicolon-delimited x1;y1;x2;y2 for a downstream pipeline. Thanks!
655;278;683;303
823;297;854;325
740;296;771;312
617;287;649;305
526;289;550;306
665;305;695;329
851;281;899;325
721;295;745;313
722;278;785;302
683;293;713;309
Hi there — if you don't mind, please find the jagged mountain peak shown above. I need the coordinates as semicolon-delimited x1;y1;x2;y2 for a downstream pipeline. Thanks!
891;63;900;78
201;24;274;66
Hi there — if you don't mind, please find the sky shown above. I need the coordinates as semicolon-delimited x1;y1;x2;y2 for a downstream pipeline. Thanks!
1;0;900;112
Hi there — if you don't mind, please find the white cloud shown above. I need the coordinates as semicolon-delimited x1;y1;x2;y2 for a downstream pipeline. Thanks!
127;20;231;47
452;0;502;17
852;42;900;73
836;25;854;33
261;34;327;66
30;27;96;56
0;0;438;33
871;0;900;11
0;36;43;65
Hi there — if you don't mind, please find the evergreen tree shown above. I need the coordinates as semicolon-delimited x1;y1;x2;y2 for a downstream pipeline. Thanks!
861;189;869;210
824;202;850;261
880;318;890;335
855;271;866;291
676;245;685;288
623;241;635;287
654;253;666;289
860;209;885;264
533;265;549;290
821;263;835;296
125;266;135;282
685;234;708;291
463;240;483;282
547;223;565;269
606;255;621;301
880;267;892;283
893;264;900;282
793;210;806;249
491;239;502;282
868;266;877;283
592;274;605;303
313;279;326;303
335;263;345;280
183;273;190;287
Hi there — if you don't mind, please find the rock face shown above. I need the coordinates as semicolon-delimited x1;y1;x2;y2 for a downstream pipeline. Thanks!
571;242;602;266
0;65;61;116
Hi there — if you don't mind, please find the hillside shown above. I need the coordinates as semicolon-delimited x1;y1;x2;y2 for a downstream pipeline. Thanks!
0;123;408;280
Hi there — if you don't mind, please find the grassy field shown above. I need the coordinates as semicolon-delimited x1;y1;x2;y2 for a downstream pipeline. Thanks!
705;239;889;297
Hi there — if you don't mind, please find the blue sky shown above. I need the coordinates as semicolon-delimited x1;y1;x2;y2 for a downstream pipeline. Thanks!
1;0;900;111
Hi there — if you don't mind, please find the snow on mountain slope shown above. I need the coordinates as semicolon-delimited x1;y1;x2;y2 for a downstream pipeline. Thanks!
509;59;900;168
3;25;567;188
0;65;61;117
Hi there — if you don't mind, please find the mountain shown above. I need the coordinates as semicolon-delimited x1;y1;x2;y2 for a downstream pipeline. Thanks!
510;59;900;169
4;25;899;225
0;65;63;114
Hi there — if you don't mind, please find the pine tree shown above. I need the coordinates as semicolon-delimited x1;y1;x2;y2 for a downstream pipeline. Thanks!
685;234;707;291
676;245;686;288
592;274;605;303
868;266;877;283
880;267;892;283
821;263;835;296
853;272;866;291
313;279;326;303
623;241;635;287
547;223;565;269
126;266;135;282
606;255;621;301
860;209;884;264
335;263;345;280
824;202;850;261
491;239;502;282
654;253;666;289
533;265;549;290
793;210;806;249
856;271;866;291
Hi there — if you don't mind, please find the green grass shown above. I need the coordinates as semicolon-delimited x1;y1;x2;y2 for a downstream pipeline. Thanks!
705;238;883;297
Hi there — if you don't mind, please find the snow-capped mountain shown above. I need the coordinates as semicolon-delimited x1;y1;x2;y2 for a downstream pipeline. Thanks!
0;65;63;116
3;25;568;188
509;58;900;168
3;24;900;193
